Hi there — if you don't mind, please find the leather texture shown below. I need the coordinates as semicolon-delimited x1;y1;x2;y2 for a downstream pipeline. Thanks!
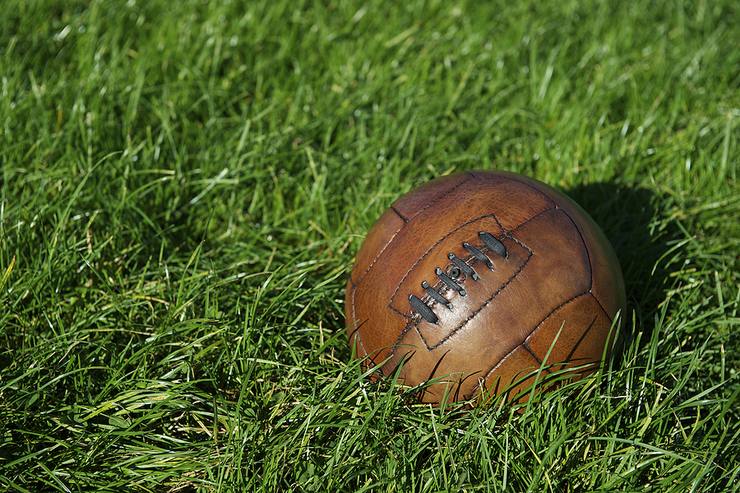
346;171;626;404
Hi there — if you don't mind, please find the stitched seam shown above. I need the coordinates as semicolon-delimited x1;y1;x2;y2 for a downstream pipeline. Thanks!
556;205;594;293
469;171;559;237
388;207;557;354
419;230;512;312
522;344;543;365
353;228;403;286
386;320;420;358
348;321;376;368
374;179;603;374
555;206;617;324
388;304;409;319
352;174;471;285
404;174;471;221
480;344;520;386
349;287;377;367
482;291;590;383
379;179;556;357
565;314;599;362
390;205;409;222
488;174;600;315
415;323;431;349
487;172;557;214
509;206;556;234
589;291;614;323
492;176;600;314
522;292;591;346
477;204;598;388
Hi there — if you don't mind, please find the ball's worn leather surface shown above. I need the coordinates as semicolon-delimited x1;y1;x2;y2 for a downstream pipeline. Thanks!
345;170;626;404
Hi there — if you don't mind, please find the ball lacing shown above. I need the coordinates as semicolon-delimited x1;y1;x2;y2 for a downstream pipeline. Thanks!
408;231;508;324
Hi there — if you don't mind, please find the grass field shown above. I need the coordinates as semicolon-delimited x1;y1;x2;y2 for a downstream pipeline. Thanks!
1;0;738;491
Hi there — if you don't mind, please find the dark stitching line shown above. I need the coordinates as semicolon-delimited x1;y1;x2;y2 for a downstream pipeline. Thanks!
349;286;380;368
427;229;511;311
479;342;519;385
471;356;548;401
480;352;527;396
522;344;543;365
414;323;431;348
477;204;598;389
353;328;369;358
467;171;558;237
399;207;554;353
390;205;409;223
389;181;559;315
487;171;605;328
565;315;599;362
386;180;609;396
483;291;590;383
492;176;600;312
556;205;594;293
348;318;375;367
553;206;616;325
387;320;424;359
352;174;472;286
522;292;591;346
387;213;503;308
379;181;598;375
484;172;557;211
516;206;593;295
404;174;472;221
554;206;617;325
509;206;556;234
352;226;403;286
589;292;614;324
347;315;366;350
388;304;411;320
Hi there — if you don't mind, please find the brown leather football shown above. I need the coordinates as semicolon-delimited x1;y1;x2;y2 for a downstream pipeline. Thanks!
345;170;626;405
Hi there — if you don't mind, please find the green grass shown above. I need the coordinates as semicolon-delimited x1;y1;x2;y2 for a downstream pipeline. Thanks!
0;0;738;491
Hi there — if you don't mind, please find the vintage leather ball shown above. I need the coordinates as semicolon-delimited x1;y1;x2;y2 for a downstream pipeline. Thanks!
345;170;626;404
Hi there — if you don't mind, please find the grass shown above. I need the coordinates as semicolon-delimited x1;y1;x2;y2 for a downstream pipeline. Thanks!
0;0;737;491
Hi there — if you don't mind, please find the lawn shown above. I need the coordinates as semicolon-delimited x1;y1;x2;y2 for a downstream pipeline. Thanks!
0;0;737;491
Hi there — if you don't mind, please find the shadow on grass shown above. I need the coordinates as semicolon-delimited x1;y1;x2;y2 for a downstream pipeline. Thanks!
565;182;680;342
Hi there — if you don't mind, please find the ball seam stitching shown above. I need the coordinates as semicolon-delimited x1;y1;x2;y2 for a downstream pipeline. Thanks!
352;174;472;286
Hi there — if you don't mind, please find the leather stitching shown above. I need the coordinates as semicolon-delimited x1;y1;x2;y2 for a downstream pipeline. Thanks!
482;291;590;383
352;174;472;285
390;205;409;222
564;313;599;362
